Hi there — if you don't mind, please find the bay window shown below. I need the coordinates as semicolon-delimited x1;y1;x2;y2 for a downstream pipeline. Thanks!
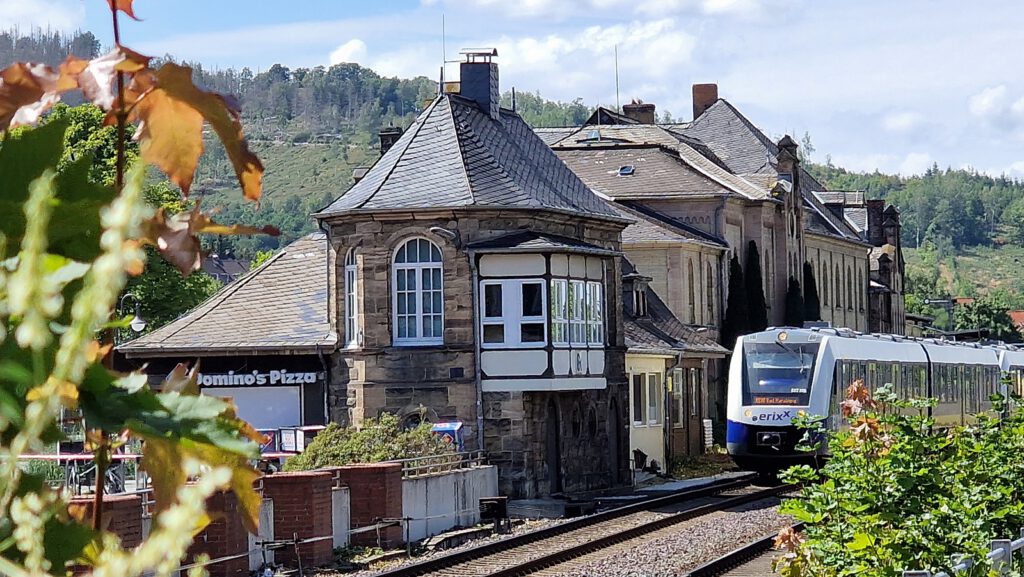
550;279;569;345
480;280;546;348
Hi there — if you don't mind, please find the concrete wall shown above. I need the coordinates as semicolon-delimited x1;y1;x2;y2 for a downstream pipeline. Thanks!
402;465;499;542
248;498;275;572
332;486;351;549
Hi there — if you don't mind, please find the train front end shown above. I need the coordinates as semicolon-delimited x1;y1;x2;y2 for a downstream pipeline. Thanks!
726;329;825;473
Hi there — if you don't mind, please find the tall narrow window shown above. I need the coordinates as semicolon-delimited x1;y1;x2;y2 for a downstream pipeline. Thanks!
834;264;841;309
687;260;696;324
847;265;854;310
586;281;604;345
764;249;772;303
550;279;568;345
822;267;829;306
632;374;646;425
706;262;714;322
857;269;864;311
647;373;661;425
569;280;587;345
393;238;444;345
345;249;359;347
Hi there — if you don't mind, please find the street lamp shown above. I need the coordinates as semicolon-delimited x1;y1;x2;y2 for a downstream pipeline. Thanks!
118;293;147;344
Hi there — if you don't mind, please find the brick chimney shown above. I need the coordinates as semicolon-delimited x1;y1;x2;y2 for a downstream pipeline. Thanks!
379;125;403;156
866;199;885;247
882;205;901;247
622;99;656;124
459;48;500;120
692;83;718;119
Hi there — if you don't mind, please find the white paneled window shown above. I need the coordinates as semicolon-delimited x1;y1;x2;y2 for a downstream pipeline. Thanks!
586;281;603;345
646;373;661;425
550;279;568;346
480;280;546;348
632;374;646;425
393;238;444;345
569;280;587;346
344;249;359;347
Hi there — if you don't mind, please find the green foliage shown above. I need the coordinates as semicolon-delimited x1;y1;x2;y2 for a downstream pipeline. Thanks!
775;385;1024;577
124;246;220;330
803;262;822;321
721;255;747;351
283;413;454;472
784;276;805;327
499;90;592;127
249;250;275;270
954;295;1021;342
744;241;769;332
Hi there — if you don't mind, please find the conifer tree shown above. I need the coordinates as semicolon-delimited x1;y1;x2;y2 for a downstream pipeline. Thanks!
744;240;769;332
722;254;748;351
785;276;806;327
803;261;822;321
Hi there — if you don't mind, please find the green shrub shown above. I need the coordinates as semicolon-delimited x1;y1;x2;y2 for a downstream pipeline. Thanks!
774;382;1024;577
283;413;454;472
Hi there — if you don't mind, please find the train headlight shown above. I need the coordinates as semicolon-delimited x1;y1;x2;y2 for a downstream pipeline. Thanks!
778;331;788;342
744;409;753;418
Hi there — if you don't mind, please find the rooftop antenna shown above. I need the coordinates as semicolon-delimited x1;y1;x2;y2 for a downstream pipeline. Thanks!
614;44;621;112
512;87;517;112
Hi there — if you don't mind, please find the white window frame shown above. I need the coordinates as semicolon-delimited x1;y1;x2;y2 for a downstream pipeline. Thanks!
392;238;444;346
586;281;604;346
479;279;547;349
646;373;661;425
344;249;360;348
569;280;587;346
550;279;569;346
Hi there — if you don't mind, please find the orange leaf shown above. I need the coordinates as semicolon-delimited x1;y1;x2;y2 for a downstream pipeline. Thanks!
146;63;264;201
65;47;152;111
107;0;140;20
139;207;279;275
0;62;66;128
130;79;205;194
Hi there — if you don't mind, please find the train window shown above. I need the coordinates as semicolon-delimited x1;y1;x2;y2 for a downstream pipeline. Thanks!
741;341;820;406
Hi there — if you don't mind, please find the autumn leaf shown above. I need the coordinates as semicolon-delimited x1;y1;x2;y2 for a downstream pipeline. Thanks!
162;362;200;395
0;62;70;128
130;63;263;200
107;0;141;20
63;47;151;111
139;206;280;275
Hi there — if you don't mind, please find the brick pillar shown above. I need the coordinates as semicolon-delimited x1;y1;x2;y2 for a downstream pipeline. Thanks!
186;490;250;577
332;463;402;548
69;494;143;548
262;471;333;568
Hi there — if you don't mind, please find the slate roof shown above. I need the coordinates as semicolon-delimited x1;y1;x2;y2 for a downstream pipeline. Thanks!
615;202;728;248
316;94;622;222
622;259;729;357
118;234;336;356
467;231;618;256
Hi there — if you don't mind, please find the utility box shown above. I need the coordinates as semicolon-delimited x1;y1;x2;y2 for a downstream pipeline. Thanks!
479;496;508;521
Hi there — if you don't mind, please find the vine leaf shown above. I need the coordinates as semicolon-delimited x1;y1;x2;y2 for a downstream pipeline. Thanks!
130;63;264;200
140;206;280;275
63;47;151;111
106;0;141;20
0;62;69;128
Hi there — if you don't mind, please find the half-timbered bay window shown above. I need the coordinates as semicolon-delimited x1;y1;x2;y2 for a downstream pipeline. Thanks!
345;249;359;347
480;280;547;348
393;238;444;345
550;279;569;345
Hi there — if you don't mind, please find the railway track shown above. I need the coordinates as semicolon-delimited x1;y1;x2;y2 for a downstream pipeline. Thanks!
374;476;791;577
684;523;803;577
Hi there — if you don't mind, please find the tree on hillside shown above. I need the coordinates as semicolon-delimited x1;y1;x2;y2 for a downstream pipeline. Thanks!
803;262;822;321
722;255;748;351
785;277;805;328
955;296;1021;342
744;241;769;332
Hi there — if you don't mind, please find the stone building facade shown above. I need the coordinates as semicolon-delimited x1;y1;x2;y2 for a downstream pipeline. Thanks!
315;53;631;497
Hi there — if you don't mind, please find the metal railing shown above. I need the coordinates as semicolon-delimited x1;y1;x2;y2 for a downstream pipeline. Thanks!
903;529;1024;576
388;451;487;478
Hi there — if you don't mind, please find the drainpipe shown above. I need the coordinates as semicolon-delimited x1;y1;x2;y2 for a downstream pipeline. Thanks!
469;250;485;453
317;217;334;425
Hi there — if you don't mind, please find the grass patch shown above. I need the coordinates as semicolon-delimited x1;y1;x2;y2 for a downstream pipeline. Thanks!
670;449;737;479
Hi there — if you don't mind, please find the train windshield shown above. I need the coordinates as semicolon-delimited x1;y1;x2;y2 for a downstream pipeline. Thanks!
742;341;820;406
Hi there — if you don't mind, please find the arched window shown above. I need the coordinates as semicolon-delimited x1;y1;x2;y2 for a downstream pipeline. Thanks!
688;260;696;324
393;238;444;345
857;268;864;311
706;262;714;322
844;265;851;311
345;248;359;347
834;264;842;309
822;265;828;306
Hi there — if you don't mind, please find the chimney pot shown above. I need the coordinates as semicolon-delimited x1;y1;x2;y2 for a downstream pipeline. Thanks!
379;125;403;156
692;83;718;120
459;49;501;121
622;100;657;124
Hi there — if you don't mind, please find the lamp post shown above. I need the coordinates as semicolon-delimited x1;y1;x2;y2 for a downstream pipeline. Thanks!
117;293;147;345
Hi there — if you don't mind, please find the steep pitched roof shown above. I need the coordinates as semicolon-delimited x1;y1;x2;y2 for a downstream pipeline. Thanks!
622;259;728;356
615;202;728;247
118;234;336;356
317;94;621;222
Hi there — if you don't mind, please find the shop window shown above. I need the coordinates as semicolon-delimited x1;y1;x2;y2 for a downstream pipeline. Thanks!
480;279;547;348
393;238;444;345
344;248;359;347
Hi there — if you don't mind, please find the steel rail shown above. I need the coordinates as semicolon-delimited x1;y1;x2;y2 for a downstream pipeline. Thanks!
683;522;804;577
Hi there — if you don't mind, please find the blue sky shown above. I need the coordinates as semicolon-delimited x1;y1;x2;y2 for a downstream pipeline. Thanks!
7;0;1024;177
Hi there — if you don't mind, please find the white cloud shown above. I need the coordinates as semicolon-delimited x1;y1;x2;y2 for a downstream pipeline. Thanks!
329;39;368;65
701;0;765;17
968;85;1008;117
1006;161;1024;175
0;0;83;31
881;111;924;133
898;152;933;176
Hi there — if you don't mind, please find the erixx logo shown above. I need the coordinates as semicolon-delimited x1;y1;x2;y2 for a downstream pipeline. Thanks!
745;410;792;423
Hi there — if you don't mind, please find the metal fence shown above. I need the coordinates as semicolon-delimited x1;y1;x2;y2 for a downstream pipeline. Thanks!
903;529;1024;576
388;451;487;478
